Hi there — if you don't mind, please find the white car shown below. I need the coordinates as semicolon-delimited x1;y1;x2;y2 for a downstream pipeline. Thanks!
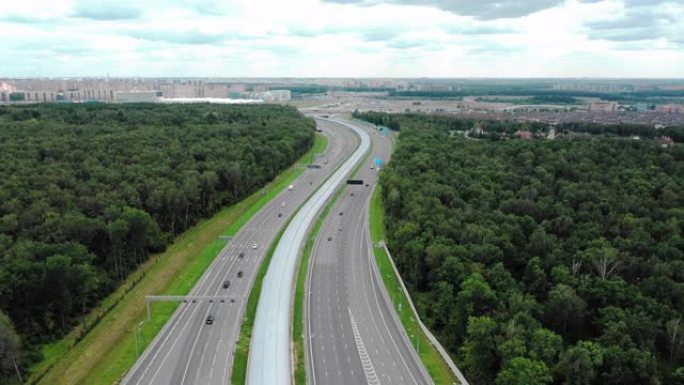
252;243;258;249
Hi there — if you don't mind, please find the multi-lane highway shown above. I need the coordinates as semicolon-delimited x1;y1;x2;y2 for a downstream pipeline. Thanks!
121;120;358;385
305;119;433;385
246;118;370;385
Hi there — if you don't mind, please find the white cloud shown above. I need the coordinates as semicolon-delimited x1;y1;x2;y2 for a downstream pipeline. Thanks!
0;0;682;77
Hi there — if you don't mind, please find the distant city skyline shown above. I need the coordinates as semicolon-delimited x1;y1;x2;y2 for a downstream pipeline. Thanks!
1;0;683;78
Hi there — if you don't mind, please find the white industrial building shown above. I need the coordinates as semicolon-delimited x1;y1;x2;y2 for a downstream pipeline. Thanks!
240;90;291;102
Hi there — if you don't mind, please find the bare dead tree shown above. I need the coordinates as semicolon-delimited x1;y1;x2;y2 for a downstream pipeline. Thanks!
571;259;582;276
592;255;620;280
666;319;684;362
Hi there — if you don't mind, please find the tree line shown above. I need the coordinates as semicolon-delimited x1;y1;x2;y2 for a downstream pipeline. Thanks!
387;89;684;102
372;113;683;385
0;103;315;379
353;110;684;142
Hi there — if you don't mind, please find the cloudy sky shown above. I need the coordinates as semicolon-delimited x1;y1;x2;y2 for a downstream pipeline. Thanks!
1;0;682;78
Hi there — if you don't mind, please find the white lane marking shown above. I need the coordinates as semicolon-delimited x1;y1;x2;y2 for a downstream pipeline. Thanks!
348;307;381;385
207;337;222;382
128;124;351;385
364;221;422;385
133;226;260;384
180;306;213;385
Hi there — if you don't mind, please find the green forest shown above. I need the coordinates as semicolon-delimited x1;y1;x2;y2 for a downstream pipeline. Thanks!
373;114;684;384
387;88;684;104
0;103;314;378
353;110;684;142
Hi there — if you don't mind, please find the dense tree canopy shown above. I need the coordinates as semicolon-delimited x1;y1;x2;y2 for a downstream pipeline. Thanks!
372;113;683;384
0;103;314;370
353;110;684;141
387;88;684;104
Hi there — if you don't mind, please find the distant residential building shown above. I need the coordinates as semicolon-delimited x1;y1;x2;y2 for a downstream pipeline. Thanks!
115;91;162;103
159;82;202;98
0;81;16;93
656;104;684;114
588;101;618;112
514;130;533;139
202;83;247;98
655;136;674;148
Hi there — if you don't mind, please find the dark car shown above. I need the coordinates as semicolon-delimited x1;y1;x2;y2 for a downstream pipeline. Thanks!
237;271;244;278
327;236;333;241
206;315;214;325
222;280;230;289
339;211;343;216
278;213;282;217
238;252;244;259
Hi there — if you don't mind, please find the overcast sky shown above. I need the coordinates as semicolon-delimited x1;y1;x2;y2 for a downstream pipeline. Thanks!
1;0;682;78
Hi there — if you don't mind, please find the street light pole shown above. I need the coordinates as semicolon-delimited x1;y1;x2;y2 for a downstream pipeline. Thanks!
410;333;419;353
410;317;419;353
135;321;144;357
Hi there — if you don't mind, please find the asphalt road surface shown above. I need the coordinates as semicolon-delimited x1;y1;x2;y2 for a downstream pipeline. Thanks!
305;119;433;385
246;118;370;385
121;120;358;385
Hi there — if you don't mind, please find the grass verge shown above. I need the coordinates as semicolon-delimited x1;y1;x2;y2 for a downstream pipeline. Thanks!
369;186;460;385
28;133;327;385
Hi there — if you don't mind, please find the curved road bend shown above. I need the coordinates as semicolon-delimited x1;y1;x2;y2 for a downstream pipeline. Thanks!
305;118;433;385
121;120;358;385
246;118;370;385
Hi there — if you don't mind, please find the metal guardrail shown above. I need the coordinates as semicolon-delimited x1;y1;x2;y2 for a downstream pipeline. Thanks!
380;241;471;385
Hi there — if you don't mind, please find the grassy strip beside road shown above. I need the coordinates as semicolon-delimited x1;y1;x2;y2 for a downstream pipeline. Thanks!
29;133;326;385
369;186;460;385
